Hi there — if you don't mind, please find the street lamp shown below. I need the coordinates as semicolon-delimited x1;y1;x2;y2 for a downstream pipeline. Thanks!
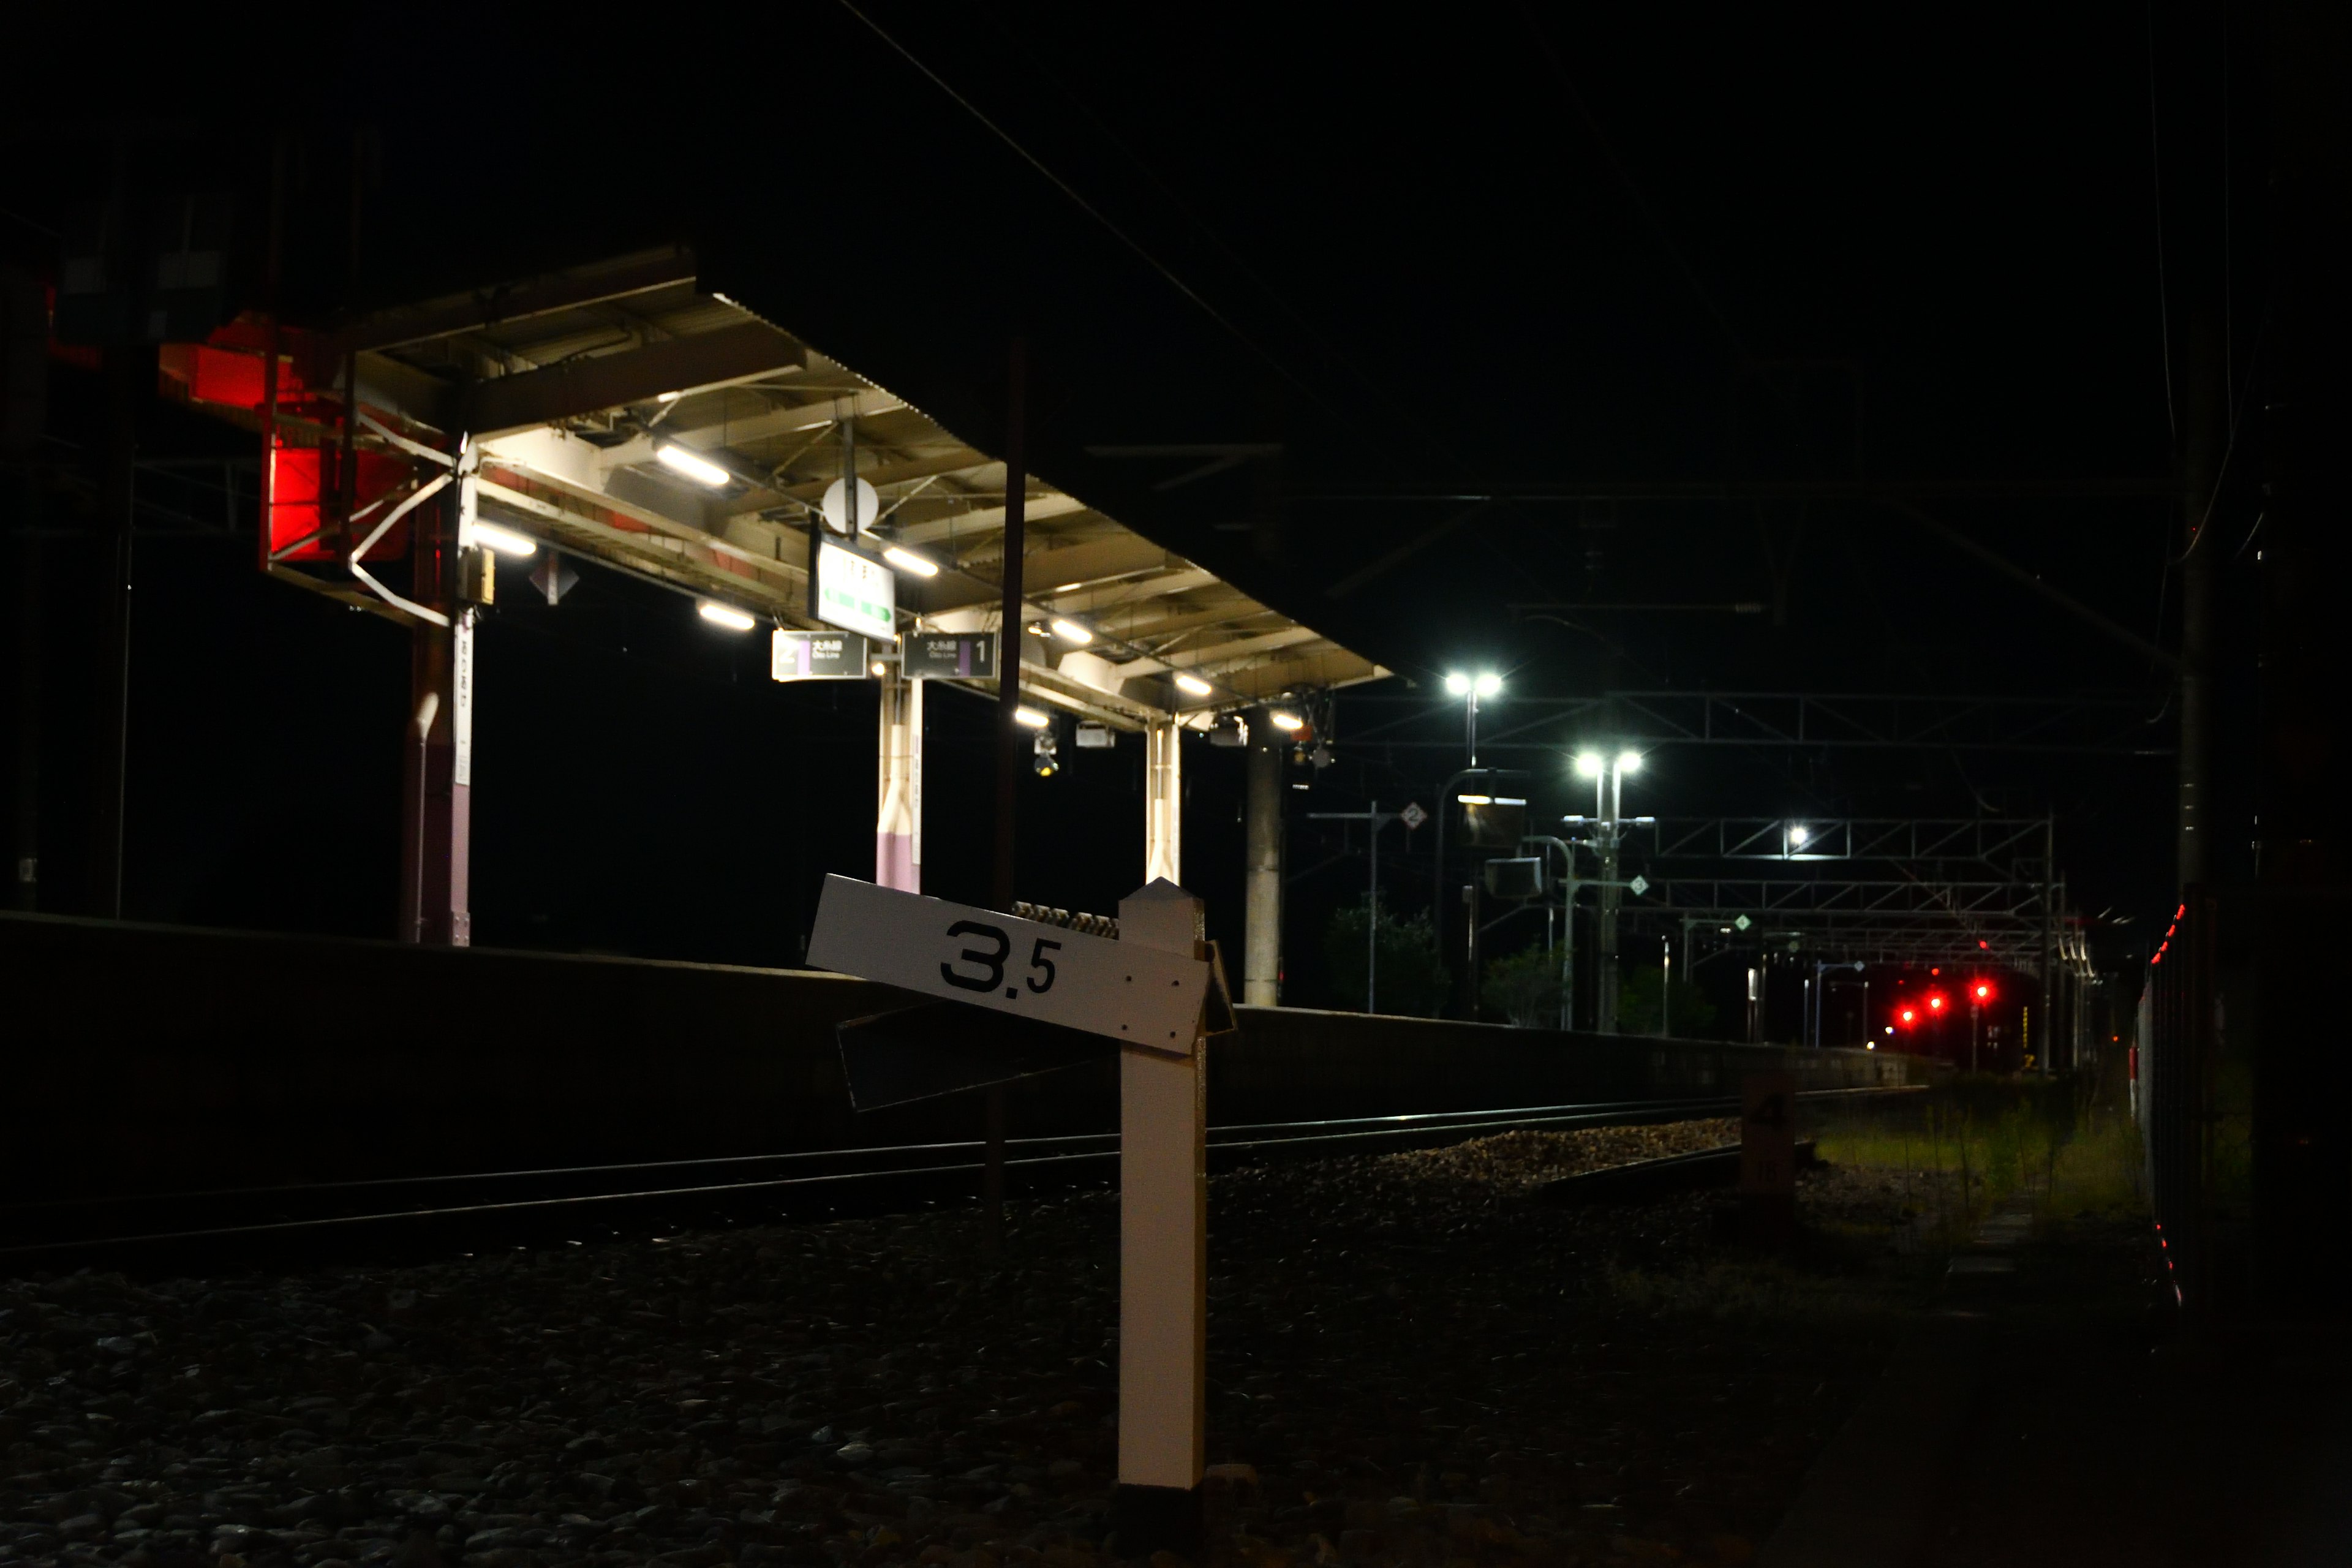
1445;671;1503;764
1575;747;1645;1034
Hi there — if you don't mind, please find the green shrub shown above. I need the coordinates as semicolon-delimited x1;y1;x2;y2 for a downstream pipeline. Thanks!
1616;963;1720;1037
1324;900;1449;1017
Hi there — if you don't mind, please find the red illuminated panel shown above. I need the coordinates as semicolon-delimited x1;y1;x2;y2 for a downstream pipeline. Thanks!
268;445;414;561
159;338;307;410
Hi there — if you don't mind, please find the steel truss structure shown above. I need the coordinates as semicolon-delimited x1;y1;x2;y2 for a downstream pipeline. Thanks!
1628;813;2066;970
1339;690;2170;756
1648;816;2048;869
1616;813;2102;1003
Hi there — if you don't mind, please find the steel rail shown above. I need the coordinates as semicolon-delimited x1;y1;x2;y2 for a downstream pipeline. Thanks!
0;1087;1920;1263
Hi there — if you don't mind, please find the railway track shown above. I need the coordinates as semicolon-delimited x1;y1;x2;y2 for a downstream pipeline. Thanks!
0;1086;1917;1273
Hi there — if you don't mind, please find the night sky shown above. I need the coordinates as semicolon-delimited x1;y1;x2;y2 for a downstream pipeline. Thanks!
4;3;2260;1029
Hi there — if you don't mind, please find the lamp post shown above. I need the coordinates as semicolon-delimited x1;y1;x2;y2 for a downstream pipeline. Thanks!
1433;671;1506;1018
1575;748;1643;1035
1444;671;1502;766
1525;834;1586;1030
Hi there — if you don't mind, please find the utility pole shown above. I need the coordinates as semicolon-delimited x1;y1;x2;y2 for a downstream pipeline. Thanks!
2176;316;2223;892
2039;814;2055;1076
986;336;1026;1254
1432;765;1518;1016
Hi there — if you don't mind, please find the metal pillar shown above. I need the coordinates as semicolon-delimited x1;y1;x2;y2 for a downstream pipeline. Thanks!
12;526;37;911
876;671;921;891
1558;857;1579;1031
985;338;1027;1254
1242;713;1283;1005
2176;316;2222;891
1596;770;1622;1035
2038;815;2054;1072
399;463;473;946
993;339;1027;912
1145;718;1181;886
89;345;146;919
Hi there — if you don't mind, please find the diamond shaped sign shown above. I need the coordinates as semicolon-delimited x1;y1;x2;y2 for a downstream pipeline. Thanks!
1399;802;1428;831
1734;914;1752;932
1629;874;1649;896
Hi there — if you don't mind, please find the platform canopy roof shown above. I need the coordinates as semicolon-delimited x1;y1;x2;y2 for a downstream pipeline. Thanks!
262;245;1384;731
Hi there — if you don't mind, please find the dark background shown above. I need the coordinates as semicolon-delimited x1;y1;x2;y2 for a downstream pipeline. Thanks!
2;2;2270;1033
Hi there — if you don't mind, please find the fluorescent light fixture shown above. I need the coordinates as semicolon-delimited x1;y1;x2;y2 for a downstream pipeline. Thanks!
1049;619;1094;644
1493;797;1527;806
1458;794;1492;805
1269;710;1304;731
657;444;731;488
1014;706;1050;729
1788;824;1811;846
1444;672;1471;696
1574;752;1605;778
1054;581;1084;593
1616;750;1643;773
697;601;756;632
1174;672;1213;698
656;390;683;403
882;545;939;578
469;521;538;558
1474;672;1502;697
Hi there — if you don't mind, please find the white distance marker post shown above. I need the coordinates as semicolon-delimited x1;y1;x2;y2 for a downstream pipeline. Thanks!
807;875;1207;1051
805;875;1215;1553
1110;879;1209;1551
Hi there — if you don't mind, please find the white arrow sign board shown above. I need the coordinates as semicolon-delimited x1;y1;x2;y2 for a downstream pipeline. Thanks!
806;875;1210;1053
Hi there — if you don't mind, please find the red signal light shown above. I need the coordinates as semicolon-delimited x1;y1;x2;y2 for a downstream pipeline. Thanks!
1928;993;1947;1012
1899;1008;1918;1025
1974;983;1991;1000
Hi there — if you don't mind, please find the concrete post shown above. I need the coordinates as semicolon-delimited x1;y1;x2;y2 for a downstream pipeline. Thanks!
1145;718;1182;886
876;671;920;891
1113;879;1207;1552
1242;714;1283;1005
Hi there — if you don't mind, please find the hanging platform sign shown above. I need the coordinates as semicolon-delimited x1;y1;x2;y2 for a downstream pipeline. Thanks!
814;538;896;641
903;630;997;681
806;875;1210;1053
772;628;871;682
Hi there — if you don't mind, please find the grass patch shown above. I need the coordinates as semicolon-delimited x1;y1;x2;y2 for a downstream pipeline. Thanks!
1814;1078;2145;1240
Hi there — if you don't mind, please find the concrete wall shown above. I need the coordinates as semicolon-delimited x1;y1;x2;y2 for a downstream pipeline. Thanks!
1;913;1924;1202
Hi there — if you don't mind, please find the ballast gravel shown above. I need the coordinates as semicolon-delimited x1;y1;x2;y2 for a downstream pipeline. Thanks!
1;1119;1934;1568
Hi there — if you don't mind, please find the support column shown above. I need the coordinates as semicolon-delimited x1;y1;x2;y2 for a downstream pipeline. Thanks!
399;462;473;946
1114;880;1207;1553
89;345;146;919
2176;316;2222;891
876;671;921;891
12;525;38;911
1144;718;1181;885
1242;713;1283;1005
1596;831;1621;1035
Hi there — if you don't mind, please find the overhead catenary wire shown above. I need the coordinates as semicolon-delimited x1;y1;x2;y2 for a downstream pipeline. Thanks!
830;0;1355;437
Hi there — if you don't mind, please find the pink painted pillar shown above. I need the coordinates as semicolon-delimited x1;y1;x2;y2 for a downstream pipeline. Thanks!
875;670;921;891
